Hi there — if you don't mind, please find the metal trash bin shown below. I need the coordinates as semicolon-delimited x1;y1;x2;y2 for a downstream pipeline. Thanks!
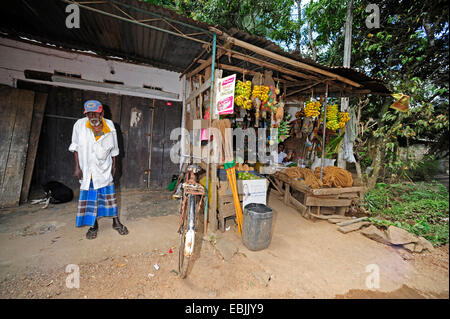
242;203;273;251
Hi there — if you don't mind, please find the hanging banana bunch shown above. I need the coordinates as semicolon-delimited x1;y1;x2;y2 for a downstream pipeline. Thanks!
304;100;321;118
326;104;340;131
235;80;252;110
252;85;270;102
338;111;350;128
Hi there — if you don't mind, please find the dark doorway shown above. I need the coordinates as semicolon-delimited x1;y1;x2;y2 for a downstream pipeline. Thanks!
16;81;182;195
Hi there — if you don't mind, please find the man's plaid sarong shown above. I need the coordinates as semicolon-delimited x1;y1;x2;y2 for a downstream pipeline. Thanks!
76;180;118;227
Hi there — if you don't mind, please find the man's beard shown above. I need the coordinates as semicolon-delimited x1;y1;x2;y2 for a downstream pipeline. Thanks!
89;117;102;127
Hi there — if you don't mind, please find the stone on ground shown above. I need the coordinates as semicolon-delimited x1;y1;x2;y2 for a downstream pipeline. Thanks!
360;225;391;245
215;238;238;261
386;226;419;245
338;221;371;234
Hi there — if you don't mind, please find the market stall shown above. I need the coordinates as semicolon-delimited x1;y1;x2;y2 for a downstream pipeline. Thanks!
181;28;390;233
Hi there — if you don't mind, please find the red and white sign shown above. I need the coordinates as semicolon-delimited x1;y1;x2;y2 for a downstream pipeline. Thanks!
215;74;236;115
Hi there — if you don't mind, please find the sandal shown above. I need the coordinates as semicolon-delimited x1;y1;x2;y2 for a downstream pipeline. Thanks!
113;223;129;235
86;227;98;240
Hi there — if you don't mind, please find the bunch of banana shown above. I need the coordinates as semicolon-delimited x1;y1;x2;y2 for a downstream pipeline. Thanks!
234;80;252;109
326;104;340;131
252;85;270;102
235;80;252;97
304;100;321;118
235;95;253;110
338;111;350;128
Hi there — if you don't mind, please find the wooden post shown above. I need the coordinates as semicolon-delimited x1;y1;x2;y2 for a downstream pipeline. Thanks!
20;93;47;203
284;183;290;204
210;164;218;231
0;88;35;208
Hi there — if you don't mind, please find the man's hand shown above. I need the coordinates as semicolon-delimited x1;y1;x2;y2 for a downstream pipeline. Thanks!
74;166;83;180
73;151;83;180
111;156;116;177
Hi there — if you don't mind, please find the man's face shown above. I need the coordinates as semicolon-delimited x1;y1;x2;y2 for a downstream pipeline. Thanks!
87;111;103;127
278;145;284;153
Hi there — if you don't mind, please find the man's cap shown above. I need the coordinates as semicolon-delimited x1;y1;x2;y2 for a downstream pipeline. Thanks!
84;100;103;114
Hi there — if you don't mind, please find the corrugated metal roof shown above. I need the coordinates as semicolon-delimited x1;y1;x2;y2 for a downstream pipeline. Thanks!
0;0;390;95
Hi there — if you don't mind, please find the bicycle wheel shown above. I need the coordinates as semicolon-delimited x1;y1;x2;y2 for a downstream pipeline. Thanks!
178;194;195;278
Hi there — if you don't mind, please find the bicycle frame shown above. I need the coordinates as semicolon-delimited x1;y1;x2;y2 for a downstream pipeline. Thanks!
178;166;204;258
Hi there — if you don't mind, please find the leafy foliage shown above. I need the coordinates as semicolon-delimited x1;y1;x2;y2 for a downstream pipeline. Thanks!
364;182;449;245
145;0;297;43
145;0;449;180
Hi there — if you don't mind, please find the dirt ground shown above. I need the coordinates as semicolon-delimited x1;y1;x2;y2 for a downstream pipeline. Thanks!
0;189;448;299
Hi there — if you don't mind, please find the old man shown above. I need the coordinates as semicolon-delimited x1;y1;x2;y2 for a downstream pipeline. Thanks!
69;100;128;239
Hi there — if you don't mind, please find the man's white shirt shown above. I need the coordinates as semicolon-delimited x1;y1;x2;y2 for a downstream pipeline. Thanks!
69;117;119;190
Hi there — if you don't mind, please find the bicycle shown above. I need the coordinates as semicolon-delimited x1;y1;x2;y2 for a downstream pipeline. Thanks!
176;164;205;278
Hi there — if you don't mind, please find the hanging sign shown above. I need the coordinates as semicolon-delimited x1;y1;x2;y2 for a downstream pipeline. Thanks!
216;74;236;115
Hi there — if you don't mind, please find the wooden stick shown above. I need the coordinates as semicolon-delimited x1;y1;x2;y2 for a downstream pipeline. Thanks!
215;63;289;83
218;32;362;87
231;52;319;81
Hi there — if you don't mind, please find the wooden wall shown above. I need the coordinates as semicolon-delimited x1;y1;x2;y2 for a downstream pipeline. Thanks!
16;81;182;194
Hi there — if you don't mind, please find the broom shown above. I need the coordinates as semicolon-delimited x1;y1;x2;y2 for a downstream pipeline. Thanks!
222;119;244;235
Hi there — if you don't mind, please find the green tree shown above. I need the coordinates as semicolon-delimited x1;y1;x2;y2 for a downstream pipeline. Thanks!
146;0;449;185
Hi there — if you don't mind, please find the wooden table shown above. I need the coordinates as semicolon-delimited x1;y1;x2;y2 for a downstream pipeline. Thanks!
269;171;365;219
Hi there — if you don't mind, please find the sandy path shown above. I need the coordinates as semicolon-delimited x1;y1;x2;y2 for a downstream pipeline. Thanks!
0;191;448;299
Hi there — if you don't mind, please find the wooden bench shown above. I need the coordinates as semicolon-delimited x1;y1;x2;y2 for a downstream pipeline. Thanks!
270;172;365;220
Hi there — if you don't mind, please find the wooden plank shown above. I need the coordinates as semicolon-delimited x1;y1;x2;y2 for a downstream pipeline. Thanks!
305;196;352;207
186;80;211;105
219;193;244;203
338;192;359;199
210;164;219;231
161;101;183;188
0;88;35;208
150;99;166;189
284;183;290;204
311;186;365;196
289;195;307;214
219;202;237;217
268;176;283;195
122;96;152;189
0;86;15;189
186;48;226;79
336;207;347;216
20;92;47;203
274;172;312;193
309;214;351;220
119;94;131;188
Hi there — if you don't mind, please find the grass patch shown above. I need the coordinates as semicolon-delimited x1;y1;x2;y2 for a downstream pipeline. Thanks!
363;181;449;246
